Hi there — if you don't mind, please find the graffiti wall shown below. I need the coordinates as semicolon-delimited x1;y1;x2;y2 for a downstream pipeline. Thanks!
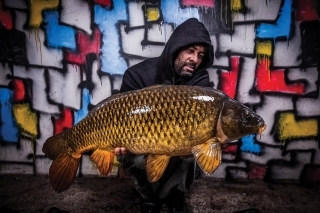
0;0;319;182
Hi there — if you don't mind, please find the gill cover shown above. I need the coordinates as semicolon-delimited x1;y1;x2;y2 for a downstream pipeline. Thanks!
219;99;264;140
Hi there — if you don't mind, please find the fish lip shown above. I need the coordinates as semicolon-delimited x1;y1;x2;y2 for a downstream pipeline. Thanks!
258;124;267;134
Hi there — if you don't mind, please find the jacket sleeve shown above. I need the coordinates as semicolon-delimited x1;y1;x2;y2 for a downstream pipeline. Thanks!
192;71;212;87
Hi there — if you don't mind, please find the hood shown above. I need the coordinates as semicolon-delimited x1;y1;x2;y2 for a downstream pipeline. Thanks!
158;18;214;83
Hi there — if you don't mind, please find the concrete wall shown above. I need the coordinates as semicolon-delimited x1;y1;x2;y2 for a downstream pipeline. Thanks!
0;0;319;182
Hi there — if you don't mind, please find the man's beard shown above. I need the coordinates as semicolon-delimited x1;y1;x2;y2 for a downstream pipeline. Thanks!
174;59;195;78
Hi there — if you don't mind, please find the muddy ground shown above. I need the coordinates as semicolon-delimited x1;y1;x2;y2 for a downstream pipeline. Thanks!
0;174;319;213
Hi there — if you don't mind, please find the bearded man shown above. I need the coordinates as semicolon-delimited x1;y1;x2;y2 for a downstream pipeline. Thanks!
116;18;214;213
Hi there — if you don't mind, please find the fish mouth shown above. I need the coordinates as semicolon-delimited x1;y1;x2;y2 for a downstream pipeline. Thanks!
258;124;267;134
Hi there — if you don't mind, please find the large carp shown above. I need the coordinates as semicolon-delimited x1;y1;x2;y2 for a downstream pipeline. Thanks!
43;85;266;192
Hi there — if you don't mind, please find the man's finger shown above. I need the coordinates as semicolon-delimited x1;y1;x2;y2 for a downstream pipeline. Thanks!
120;147;127;155
114;147;121;156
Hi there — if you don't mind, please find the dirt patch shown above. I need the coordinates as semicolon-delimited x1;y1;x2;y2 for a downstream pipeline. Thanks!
0;175;319;213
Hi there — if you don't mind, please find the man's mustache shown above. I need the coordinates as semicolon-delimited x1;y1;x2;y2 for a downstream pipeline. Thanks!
183;62;195;69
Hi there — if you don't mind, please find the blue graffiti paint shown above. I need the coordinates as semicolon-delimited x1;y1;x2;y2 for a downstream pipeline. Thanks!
94;2;127;75
161;0;199;27
241;134;261;153
43;11;77;51
256;0;292;40
0;88;19;143
74;89;91;125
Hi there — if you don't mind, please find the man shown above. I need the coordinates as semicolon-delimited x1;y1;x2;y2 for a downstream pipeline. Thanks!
115;18;214;213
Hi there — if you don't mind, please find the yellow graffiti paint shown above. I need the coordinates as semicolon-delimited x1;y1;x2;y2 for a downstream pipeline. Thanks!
256;41;272;57
13;103;38;137
146;7;160;21
256;41;272;80
231;0;242;11
278;112;318;141
29;0;59;27
230;0;242;30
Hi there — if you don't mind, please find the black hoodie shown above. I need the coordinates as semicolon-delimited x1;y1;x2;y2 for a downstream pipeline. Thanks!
120;18;214;92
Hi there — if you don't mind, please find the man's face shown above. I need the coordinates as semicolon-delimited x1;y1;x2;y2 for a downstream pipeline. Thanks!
173;44;206;78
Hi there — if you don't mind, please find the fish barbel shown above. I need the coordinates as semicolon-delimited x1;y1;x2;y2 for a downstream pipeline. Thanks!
43;85;266;192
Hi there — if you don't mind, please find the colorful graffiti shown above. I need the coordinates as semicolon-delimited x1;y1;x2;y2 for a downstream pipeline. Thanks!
0;0;319;183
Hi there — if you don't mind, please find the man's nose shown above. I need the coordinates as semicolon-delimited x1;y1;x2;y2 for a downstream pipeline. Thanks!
190;54;198;64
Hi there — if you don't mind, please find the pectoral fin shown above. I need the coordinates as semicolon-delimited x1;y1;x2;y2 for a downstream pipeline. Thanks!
90;149;115;175
146;154;170;183
192;138;222;175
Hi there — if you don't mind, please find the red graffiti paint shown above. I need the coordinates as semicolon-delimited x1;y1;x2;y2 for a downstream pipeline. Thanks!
0;3;13;30
66;28;101;64
13;79;25;102
255;59;305;94
94;0;112;7
219;57;240;99
222;144;238;155
181;0;214;8
295;0;319;22
248;163;266;179
54;108;73;135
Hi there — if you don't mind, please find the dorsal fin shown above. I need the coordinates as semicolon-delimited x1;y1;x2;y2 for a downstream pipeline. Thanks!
145;84;166;89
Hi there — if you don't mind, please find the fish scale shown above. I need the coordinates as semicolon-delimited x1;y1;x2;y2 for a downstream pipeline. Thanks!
42;84;266;192
101;87;204;153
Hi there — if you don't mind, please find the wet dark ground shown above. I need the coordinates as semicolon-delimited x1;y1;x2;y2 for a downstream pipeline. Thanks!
0;174;320;213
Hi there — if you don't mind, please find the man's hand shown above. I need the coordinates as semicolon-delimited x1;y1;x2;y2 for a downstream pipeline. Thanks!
114;147;127;156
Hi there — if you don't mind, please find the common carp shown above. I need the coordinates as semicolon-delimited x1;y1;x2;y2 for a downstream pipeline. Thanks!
43;85;266;192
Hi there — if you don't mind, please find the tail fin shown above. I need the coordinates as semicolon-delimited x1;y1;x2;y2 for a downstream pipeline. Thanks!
42;131;66;160
43;131;80;192
49;153;80;192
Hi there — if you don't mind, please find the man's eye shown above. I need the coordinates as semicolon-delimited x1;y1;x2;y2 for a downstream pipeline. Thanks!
199;54;204;59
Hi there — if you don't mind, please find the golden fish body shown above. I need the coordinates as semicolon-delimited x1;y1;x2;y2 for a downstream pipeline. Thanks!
43;85;266;192
69;85;221;156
